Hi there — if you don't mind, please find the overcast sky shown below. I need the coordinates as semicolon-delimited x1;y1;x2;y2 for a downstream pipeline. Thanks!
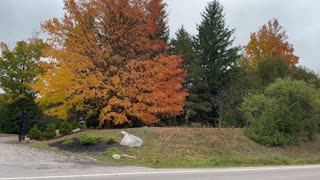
0;0;319;93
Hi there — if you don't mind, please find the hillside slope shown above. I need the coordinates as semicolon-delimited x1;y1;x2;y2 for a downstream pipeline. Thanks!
30;128;320;168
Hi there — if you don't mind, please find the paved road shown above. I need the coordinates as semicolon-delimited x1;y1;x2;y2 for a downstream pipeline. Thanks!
1;136;320;180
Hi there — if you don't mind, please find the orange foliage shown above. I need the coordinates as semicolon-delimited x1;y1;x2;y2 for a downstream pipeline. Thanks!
33;0;187;125
244;19;299;68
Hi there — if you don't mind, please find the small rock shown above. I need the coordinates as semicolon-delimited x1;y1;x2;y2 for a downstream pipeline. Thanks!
121;154;137;159
112;154;121;160
55;129;60;137
72;128;81;133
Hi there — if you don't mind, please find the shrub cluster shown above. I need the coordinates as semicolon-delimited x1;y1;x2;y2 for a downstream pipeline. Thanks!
107;136;117;144
78;134;102;145
59;122;72;135
43;123;56;139
27;125;42;140
241;78;320;146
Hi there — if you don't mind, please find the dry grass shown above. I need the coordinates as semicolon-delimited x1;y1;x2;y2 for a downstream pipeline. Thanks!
0;134;14;137
26;128;320;168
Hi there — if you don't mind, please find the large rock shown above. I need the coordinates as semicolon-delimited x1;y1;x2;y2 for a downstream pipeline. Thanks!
120;131;143;148
112;154;121;160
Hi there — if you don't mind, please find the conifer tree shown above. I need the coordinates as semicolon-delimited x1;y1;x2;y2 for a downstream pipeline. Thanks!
193;0;240;125
171;26;211;125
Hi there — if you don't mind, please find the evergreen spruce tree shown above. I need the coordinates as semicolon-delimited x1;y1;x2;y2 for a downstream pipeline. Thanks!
171;26;212;125
193;0;240;126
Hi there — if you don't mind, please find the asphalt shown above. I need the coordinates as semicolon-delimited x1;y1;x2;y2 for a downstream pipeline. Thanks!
1;136;320;180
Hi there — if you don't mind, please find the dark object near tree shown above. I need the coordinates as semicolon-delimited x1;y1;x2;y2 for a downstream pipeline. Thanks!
19;111;27;142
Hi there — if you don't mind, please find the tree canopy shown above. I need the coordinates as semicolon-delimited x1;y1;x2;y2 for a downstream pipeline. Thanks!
34;0;187;125
244;19;299;68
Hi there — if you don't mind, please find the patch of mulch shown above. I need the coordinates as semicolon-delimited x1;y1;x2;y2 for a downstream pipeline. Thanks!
49;138;123;154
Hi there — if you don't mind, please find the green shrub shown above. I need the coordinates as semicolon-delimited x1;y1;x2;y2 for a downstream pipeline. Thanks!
0;94;42;134
55;121;62;129
62;139;74;145
59;122;72;135
241;78;320;146
104;147;122;156
43;123;56;139
27;125;42;140
80;124;87;129
71;121;81;130
107;136;117;144
78;134;101;145
96;126;102;129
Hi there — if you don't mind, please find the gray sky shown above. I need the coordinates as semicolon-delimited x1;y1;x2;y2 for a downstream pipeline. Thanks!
0;0;319;93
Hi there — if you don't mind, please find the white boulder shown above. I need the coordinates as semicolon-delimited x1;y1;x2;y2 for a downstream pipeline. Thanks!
72;128;81;133
120;131;143;148
112;154;121;160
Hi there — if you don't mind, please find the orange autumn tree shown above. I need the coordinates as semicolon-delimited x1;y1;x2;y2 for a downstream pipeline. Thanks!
33;0;188;125
244;19;299;68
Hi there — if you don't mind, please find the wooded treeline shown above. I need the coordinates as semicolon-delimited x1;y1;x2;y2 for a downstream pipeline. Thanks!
1;0;319;145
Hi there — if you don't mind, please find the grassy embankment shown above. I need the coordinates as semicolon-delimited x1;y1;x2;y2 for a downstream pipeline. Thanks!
27;127;320;168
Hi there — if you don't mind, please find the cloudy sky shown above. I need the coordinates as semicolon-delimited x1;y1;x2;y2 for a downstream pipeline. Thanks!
0;0;319;86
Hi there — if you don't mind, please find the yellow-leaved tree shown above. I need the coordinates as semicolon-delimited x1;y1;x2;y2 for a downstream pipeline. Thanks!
243;19;299;68
33;0;188;126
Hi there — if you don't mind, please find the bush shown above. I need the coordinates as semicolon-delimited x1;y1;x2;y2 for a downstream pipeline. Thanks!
55;121;62;129
78;134;101;145
107;136;117;144
43;123;56;139
27;125;42;140
104;147;122;156
71;121;81;130
59;122;72;135
96;126;102;129
80;124;87;129
62;139;74;145
0;94;42;134
241;78;320;146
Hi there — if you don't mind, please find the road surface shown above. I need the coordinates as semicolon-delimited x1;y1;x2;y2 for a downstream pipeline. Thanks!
1;136;320;180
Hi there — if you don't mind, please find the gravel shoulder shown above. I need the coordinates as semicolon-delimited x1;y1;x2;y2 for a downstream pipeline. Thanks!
0;136;150;179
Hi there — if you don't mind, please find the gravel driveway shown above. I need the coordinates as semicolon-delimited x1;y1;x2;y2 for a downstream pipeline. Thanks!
0;135;149;179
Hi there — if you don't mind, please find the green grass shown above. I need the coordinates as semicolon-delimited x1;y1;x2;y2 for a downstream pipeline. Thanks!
62;139;74;145
104;147;123;156
25;128;320;168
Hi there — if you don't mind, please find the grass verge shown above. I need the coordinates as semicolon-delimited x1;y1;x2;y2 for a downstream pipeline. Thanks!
25;128;320;168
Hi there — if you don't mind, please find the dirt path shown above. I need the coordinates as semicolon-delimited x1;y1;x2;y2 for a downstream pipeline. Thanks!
0;136;149;179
